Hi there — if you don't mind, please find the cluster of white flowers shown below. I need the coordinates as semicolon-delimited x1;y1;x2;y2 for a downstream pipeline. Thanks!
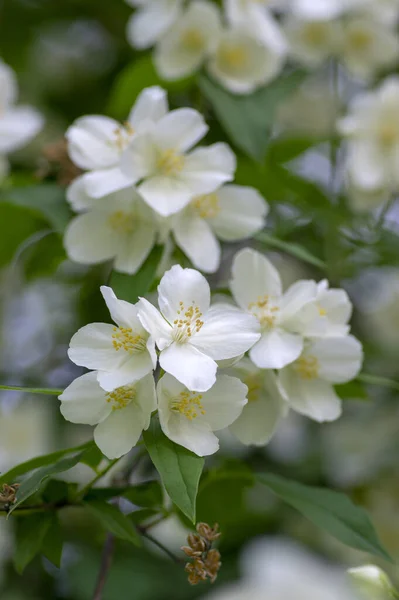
60;248;362;459
64;86;268;274
0;60;43;182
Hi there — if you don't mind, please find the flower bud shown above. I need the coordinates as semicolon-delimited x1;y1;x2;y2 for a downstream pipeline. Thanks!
348;565;398;599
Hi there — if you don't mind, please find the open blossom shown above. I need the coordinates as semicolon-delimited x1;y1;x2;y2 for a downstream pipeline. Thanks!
68;286;156;392
338;77;399;195
278;336;363;422
157;373;247;456
59;372;156;459
137;265;260;392
154;1;222;81
283;16;341;67
290;0;353;20
64;186;158;275
66;86;168;198
126;0;182;50
296;279;353;337
230;248;321;370
0;60;43;181
169;184;268;273
228;358;288;446
120;108;236;216
224;0;287;52
208;27;285;95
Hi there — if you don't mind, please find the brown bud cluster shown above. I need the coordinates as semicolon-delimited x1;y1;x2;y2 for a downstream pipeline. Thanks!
182;523;221;586
0;483;19;506
36;139;82;186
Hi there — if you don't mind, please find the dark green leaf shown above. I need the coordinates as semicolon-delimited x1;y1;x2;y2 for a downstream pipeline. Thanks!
0;203;45;268
258;473;392;562
266;136;319;163
129;508;159;525
199;71;306;161
23;232;66;280
85;481;163;509
14;513;53;574
5;184;72;233
42;480;71;504
79;444;104;469
335;380;368;401
0;441;95;486
42;515;63;568
84;500;140;545
256;232;326;269
143;418;204;523
109;244;163;303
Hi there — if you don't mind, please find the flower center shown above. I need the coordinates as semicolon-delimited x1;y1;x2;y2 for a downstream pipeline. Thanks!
192;193;220;219
303;22;329;46
248;295;280;330
113;123;134;152
294;355;319;380
172;301;204;343
347;29;373;52
244;373;262;403
318;305;327;316
106;384;136;411
171;390;206;420
157;149;185;177
377;123;398;147
218;44;248;72
112;327;147;353
108;210;136;234
180;28;205;52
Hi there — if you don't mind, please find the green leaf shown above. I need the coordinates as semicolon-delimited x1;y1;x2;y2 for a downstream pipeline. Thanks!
0;441;95;486
129;508;159;525
23;232;67;280
14;513;53;574
143;417;204;523
10;450;92;514
0;203;45;268
255;232;326;270
258;473;392;562
109;244;163;303
85;481;163;509
42;515;63;568
266;136;319;163
199;71;306;161
335;379;368;401
84;500;140;545
4;184;72;233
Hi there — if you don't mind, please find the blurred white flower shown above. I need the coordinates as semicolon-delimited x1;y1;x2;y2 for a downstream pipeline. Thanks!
60;372;156;459
296;279;353;337
224;0;287;52
230;248;321;369
278;335;363;422
154;1;222;80
0;60;43;180
228;357;288;446
137;264;260;391
66;86;168;198
284;16;341;67
68;286;156;392
126;0;183;50
169;184;268;273
290;0;354;20
157;372;247;455
349;565;397;599
64;186;158;274
120;108;236;216
208;27;285;95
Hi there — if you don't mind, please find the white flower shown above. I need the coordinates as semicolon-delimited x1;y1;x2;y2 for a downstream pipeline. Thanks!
64;186;157;274
338;77;399;194
228;358;288;446
154;1;222;80
278;335;363;422
66;86;168;198
284;16;341;67
348;565;396;600
169;184;268;273
338;16;399;81
208;27;285;95
230;248;320;369
137;264;261;392
290;0;350;20
0;60;43;173
157;372;247;456
59;372;156;459
126;0;182;50
120;108;236;216
296;279;353;337
68;286;156;391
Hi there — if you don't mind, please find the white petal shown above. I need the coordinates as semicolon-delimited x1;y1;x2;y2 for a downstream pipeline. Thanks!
347;142;387;191
128;86;168;128
83;167;134;198
66;175;96;212
230;248;282;310
138;175;193;216
210;184;268;241
159;343;217;392
114;223;157;275
158;264;211;323
97;352;155;391
181;143;236;195
249;328;303;369
64;212;119;265
0;61;18;109
137;298;173;350
59;372;112;425
280;280;318;324
66;116;121;170
193;305;260;360
120;131;158;183
0;106;43;153
172;213;221;273
200;375;247;430
310;336;363;383
154;108;208;153
126;1;181;49
136;373;158;426
161;411;219;456
68;323;124;371
278;369;342;422
94;402;146;458
100;286;140;328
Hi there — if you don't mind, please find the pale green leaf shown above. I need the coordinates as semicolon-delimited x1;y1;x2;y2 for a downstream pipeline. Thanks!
84;500;140;545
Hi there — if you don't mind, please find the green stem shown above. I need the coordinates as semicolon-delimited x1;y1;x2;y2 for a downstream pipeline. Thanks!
358;373;399;393
76;458;121;501
0;385;62;395
138;529;182;564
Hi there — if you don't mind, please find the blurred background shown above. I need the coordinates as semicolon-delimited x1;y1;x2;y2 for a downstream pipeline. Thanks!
0;0;399;599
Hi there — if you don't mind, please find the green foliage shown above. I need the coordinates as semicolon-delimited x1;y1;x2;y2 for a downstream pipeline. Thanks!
109;245;164;303
143;418;204;523
0;203;45;268
14;513;53;574
42;516;64;568
85;481;163;509
84;500;141;545
258;473;392;562
256;232;326;270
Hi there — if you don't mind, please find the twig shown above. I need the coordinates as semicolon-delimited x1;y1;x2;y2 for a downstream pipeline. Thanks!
138;528;183;564
0;384;62;395
92;533;115;600
76;458;120;501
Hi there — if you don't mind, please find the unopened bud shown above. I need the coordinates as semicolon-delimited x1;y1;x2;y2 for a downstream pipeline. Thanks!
348;565;398;599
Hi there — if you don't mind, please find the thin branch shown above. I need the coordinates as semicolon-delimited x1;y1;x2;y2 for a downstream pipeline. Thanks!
92;533;115;600
76;458;120;501
138;528;183;564
0;384;62;395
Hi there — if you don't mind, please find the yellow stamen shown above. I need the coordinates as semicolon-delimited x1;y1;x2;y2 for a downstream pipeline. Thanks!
171;390;206;420
248;295;279;329
192;193;220;219
180;28;205;52
106;384;136;410
347;29;373;51
318;306;327;317
218;45;248;70
294;355;319;380
173;301;204;342
303;22;329;46
107;210;136;234
157;149;185;176
112;327;147;353
244;373;262;403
